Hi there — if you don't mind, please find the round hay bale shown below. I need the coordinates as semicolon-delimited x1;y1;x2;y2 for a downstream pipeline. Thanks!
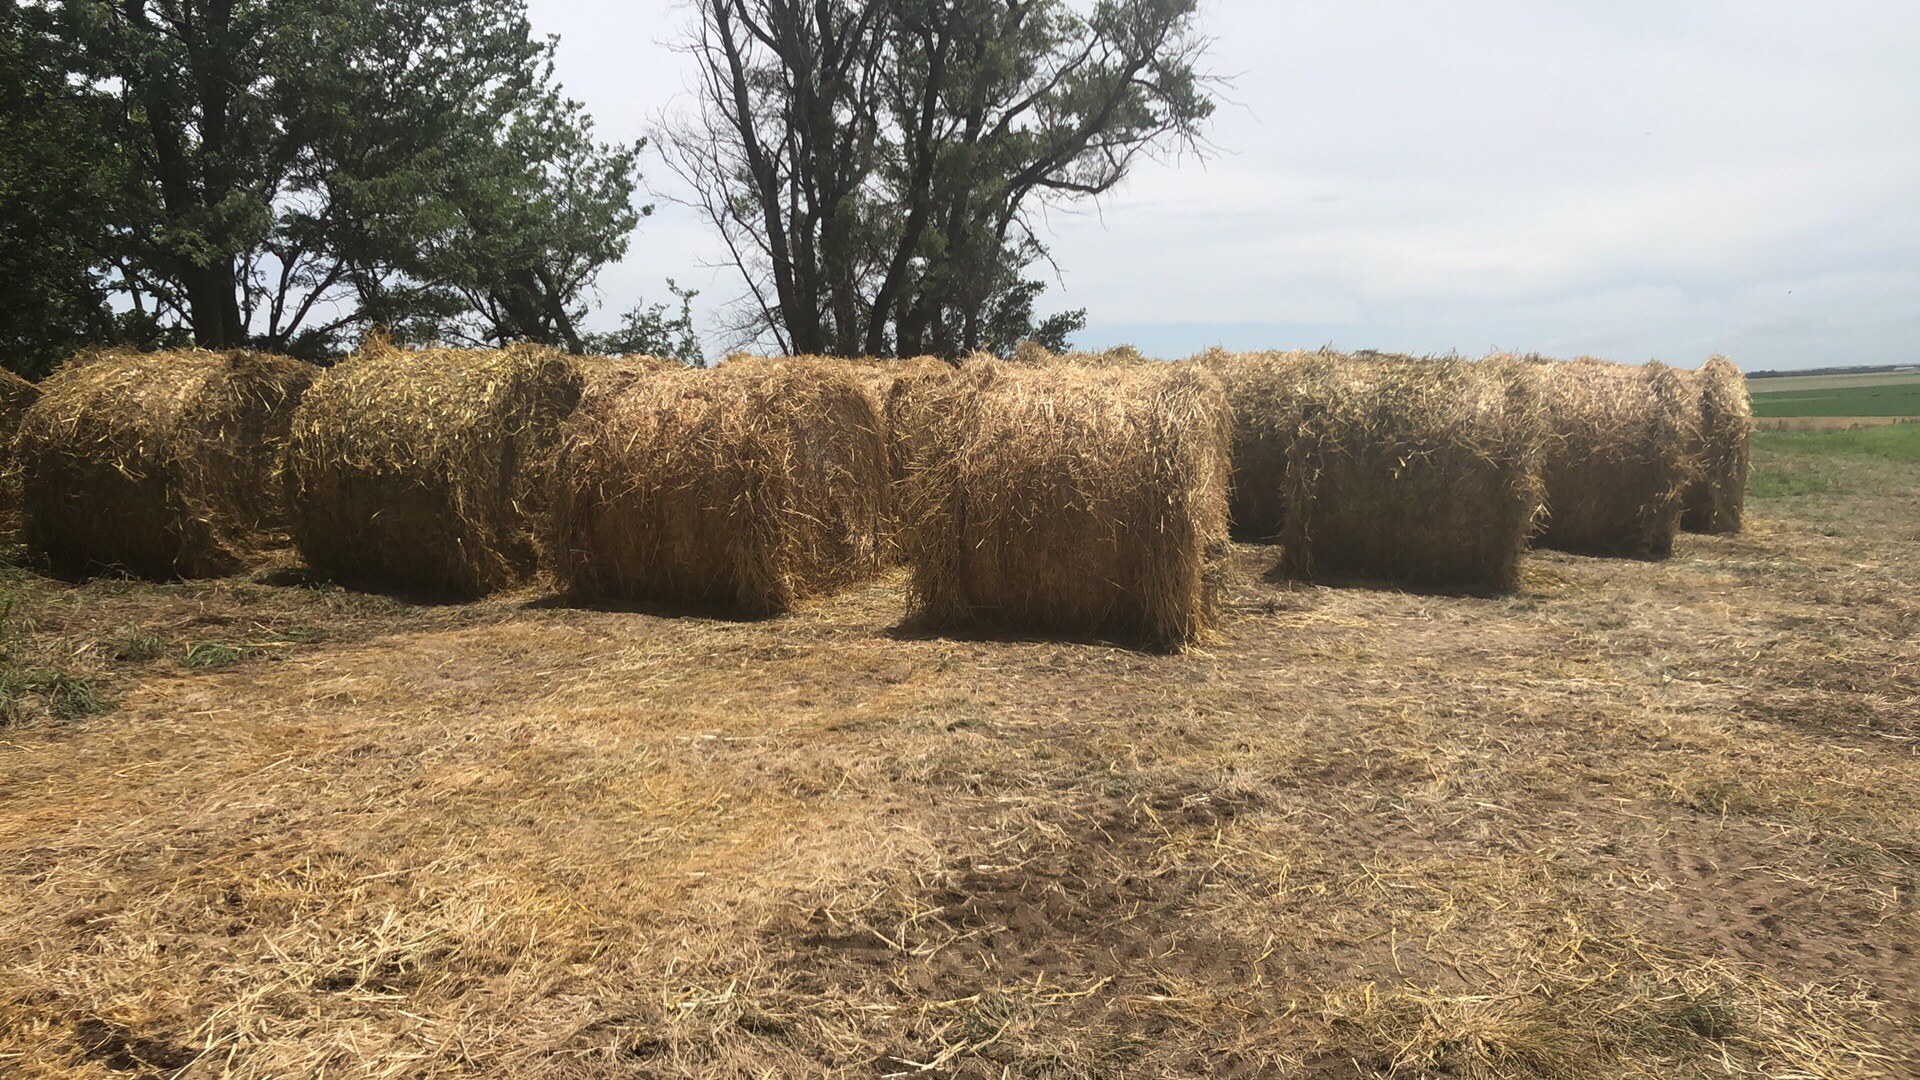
14;349;317;578
1681;355;1751;534
0;368;37;424
1277;354;1547;592
1195;348;1325;543
1;369;45;542
735;354;956;564
900;358;1231;651
1535;358;1698;558
285;340;589;597
1010;343;1151;367
550;358;887;615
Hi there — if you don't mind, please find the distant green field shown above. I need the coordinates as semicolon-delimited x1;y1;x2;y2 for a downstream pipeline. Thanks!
1752;423;1920;461
1748;378;1920;418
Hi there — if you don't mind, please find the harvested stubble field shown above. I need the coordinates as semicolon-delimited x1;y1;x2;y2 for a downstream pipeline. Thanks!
1;436;1916;1078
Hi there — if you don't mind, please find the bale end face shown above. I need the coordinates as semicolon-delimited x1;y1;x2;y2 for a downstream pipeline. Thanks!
901;358;1231;651
1681;355;1752;534
284;342;588;598
1197;349;1327;543
1536;359;1697;559
1275;355;1547;593
15;350;315;578
551;359;887;615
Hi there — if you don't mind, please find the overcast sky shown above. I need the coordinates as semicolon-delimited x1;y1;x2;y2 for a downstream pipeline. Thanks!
524;0;1920;370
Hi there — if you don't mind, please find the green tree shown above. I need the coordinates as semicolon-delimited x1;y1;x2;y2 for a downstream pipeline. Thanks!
584;282;705;366
11;0;656;360
665;0;1211;358
0;4;159;376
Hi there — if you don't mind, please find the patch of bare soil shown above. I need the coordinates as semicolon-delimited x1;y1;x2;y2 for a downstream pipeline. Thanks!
1;448;1917;1077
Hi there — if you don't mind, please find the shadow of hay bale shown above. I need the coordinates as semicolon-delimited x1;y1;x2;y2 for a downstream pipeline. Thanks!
14;349;316;579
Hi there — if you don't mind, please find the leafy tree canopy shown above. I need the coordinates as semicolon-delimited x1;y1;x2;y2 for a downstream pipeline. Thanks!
666;0;1212;359
3;0;674;367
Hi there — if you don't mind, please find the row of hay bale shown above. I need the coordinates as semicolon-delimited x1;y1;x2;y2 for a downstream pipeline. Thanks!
0;341;1750;651
1202;347;1752;586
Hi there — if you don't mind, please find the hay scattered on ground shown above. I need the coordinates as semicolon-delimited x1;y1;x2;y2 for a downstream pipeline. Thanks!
13;350;315;578
1682;355;1753;534
1196;348;1325;542
901;358;1230;650
284;339;590;598
0;369;42;542
1535;358;1697;558
1277;354;1546;592
550;358;887;615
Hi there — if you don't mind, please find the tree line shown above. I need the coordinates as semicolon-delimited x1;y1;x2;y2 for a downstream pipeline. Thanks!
1;0;1210;377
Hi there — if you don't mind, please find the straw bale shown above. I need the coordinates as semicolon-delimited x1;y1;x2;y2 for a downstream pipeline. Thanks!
1681;355;1752;534
285;340;590;597
550;358;886;614
900;358;1230;650
13;349;316;577
1011;343;1151;367
1;369;41;541
748;354;956;562
1196;348;1325;542
0;368;35;425
1277;355;1546;591
1535;358;1697;558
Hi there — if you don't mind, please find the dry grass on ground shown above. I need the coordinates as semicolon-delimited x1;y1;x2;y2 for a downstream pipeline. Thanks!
0;441;1916;1077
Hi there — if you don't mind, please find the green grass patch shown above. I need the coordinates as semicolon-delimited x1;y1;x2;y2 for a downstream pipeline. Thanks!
1749;466;1838;499
1750;381;1920;418
112;624;167;662
182;627;328;671
0;669;107;724
1752;424;1920;461
183;641;249;669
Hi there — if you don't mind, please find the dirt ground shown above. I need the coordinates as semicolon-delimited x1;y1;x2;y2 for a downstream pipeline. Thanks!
2;440;1916;1078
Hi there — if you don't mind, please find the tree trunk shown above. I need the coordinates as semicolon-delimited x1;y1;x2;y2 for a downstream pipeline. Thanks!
182;260;245;347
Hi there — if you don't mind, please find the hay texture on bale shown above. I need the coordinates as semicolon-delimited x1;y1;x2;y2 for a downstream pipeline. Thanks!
1277;355;1546;592
1;368;42;540
1196;348;1325;542
285;340;590;597
1534;359;1697;558
900;358;1230;650
13;350;316;578
550;358;887;615
1010;342;1150;367
860;357;956;559
1682;355;1752;534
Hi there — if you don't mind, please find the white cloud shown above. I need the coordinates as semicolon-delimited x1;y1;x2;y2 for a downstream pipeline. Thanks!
528;0;1920;368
